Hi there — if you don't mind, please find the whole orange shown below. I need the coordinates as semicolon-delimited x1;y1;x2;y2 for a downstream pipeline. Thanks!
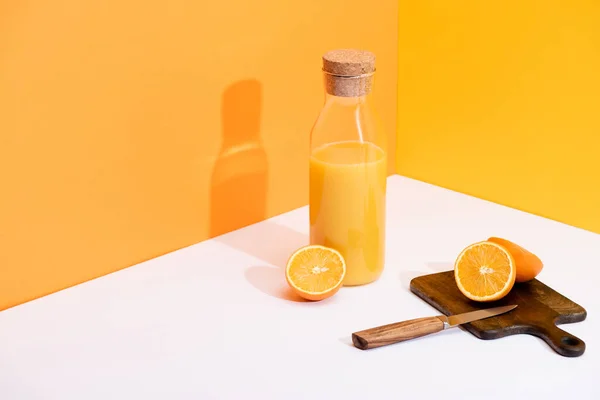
487;237;543;283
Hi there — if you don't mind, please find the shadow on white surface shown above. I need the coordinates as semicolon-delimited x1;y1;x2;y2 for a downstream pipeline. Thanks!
399;270;426;290
399;262;453;290
338;336;355;348
217;220;309;301
216;220;308;267
524;331;569;356
245;266;306;302
426;262;453;272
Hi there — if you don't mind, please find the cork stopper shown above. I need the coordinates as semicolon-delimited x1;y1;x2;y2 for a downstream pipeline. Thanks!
322;49;376;97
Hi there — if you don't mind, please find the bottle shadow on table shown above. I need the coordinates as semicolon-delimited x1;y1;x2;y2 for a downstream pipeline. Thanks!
216;220;309;302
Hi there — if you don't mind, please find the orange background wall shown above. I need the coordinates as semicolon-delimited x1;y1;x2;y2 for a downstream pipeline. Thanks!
396;1;600;234
0;1;398;310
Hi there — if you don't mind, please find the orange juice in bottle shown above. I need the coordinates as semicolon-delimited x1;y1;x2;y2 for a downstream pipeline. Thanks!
309;49;387;286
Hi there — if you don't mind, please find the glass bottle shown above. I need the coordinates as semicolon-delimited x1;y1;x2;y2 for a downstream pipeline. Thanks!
309;49;387;286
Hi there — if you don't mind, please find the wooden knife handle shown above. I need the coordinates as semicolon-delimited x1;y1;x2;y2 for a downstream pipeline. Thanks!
352;316;446;350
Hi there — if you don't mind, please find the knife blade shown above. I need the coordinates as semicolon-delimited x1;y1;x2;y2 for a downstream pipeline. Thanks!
352;304;517;350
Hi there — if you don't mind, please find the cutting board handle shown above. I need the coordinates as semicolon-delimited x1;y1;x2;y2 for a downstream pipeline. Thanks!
539;324;586;357
352;316;445;350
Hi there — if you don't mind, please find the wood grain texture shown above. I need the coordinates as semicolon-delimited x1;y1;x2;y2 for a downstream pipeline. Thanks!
352;316;445;350
410;271;587;357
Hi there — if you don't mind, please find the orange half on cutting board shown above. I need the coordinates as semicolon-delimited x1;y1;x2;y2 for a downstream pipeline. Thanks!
454;241;517;302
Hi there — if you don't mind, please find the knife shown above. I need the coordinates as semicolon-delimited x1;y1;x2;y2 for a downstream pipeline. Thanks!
352;304;517;350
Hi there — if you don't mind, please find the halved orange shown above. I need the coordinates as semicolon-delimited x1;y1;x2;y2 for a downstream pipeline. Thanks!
454;241;516;302
285;245;346;301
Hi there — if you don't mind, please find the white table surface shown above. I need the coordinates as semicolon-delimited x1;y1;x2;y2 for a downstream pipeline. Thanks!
1;175;598;400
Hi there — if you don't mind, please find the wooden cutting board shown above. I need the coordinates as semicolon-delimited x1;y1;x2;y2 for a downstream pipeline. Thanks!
410;271;587;357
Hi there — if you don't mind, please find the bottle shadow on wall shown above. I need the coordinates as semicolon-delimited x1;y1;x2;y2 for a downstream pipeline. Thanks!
209;79;268;238
210;79;308;302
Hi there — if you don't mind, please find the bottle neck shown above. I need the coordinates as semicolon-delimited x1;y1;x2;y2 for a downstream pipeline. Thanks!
324;92;373;107
311;86;384;153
